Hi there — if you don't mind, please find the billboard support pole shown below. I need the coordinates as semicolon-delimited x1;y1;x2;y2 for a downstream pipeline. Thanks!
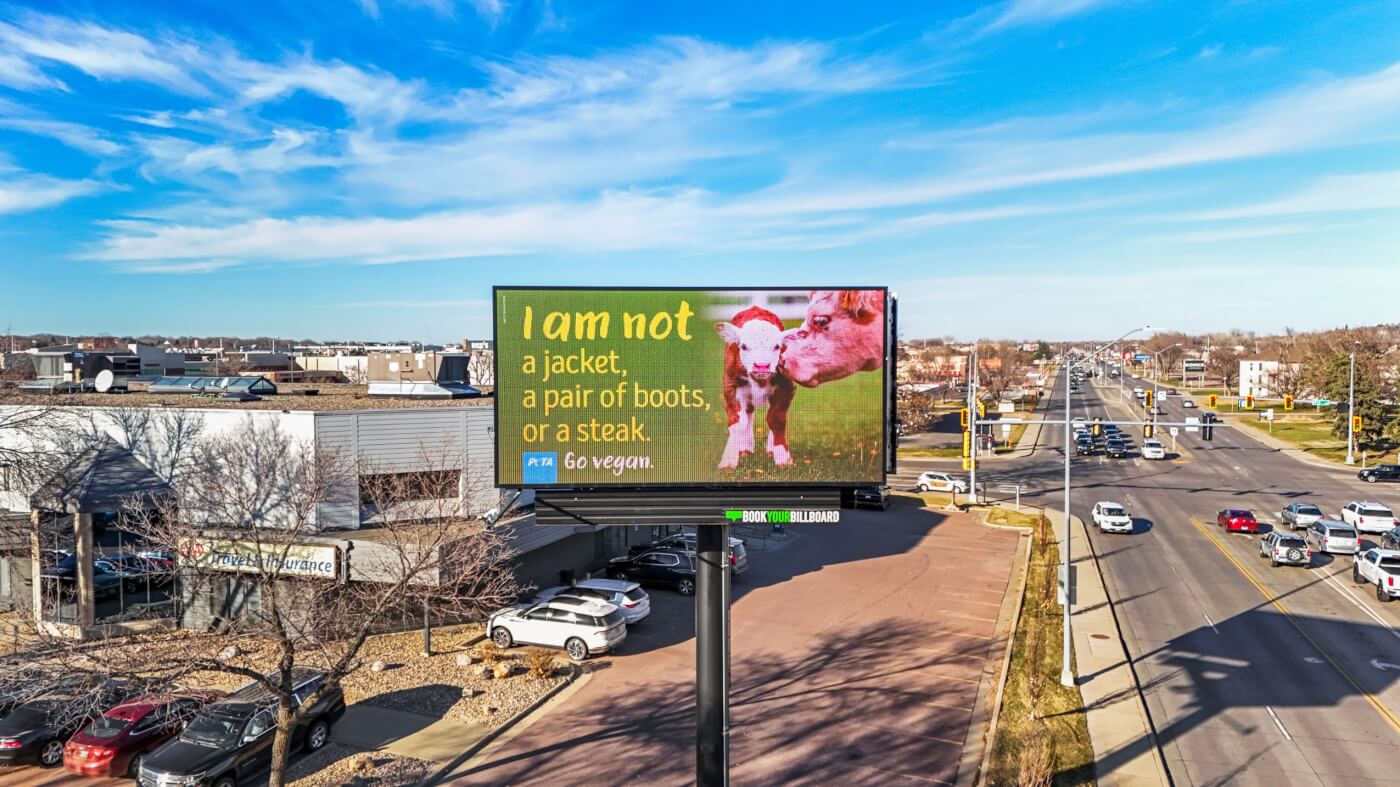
696;524;730;787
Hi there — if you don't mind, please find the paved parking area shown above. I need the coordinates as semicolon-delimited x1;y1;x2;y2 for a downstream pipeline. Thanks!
445;498;1022;786
0;768;125;785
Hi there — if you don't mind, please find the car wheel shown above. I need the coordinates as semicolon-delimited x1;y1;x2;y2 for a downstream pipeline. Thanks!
306;720;330;752
612;571;629;582
491;626;514;648
678;578;696;596
1354;565;1365;584
1380;582;1393;603
918;484;930;492
1270;557;1279;567
1368;476;1377;483
565;637;589;662
128;753;146;777
38;739;63;767
212;777;237;787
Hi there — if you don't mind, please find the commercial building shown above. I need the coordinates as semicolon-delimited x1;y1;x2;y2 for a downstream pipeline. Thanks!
1238;357;1304;400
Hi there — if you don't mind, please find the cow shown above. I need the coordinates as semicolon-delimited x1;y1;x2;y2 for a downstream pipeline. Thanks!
714;306;800;469
780;289;886;387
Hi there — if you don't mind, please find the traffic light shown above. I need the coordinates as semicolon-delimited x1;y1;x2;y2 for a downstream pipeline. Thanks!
1245;395;1254;410
1144;390;1154;408
962;430;972;458
1353;415;1364;432
1092;418;1103;436
962;457;973;471
960;408;969;428
977;401;986;419
1208;394;1218;409
1284;395;1294;411
1144;423;1154;439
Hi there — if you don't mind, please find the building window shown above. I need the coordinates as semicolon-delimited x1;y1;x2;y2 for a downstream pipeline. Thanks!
359;470;461;506
0;462;11;492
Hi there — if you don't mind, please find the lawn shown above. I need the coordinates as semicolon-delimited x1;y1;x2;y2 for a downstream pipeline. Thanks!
993;423;1030;455
986;511;1094;786
1235;416;1397;464
897;446;963;458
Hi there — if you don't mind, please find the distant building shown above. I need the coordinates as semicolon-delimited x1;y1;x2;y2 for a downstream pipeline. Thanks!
1238;357;1304;400
21;343;185;391
367;350;482;398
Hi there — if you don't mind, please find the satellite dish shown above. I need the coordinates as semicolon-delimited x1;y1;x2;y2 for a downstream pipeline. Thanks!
94;370;115;393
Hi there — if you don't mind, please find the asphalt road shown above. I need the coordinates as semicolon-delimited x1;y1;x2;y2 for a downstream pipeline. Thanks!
893;371;1400;785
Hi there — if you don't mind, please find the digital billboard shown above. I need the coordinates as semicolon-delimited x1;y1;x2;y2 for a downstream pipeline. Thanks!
494;288;890;488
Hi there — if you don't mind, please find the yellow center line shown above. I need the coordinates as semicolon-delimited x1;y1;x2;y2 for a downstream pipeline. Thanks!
1187;515;1400;735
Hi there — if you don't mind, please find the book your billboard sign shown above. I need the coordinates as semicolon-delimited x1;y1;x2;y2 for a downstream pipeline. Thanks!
494;287;890;487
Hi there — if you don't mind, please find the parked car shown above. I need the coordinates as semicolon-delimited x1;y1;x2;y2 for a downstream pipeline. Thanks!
138;669;344;787
854;486;890;510
488;597;626;661
40;556;124;599
1307;519;1361;555
1359;464;1400;484
64;692;221;778
534;579;651;625
1140;439;1166;460
607;548;697;595
1281;503;1324;530
916;472;967;493
0;681;137;767
1217;509;1260;534
94;555;167;593
631;532;749;575
1091;502;1133;534
1258;531;1310;567
1353;549;1400;602
1340;501;1397;535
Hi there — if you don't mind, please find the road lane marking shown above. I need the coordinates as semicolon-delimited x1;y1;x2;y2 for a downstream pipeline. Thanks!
1266;705;1294;741
1188;515;1400;736
1316;567;1400;642
1203;611;1219;634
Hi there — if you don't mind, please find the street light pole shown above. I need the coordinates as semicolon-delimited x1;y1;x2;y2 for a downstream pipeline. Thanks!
1061;325;1148;689
969;350;979;503
1346;351;1356;465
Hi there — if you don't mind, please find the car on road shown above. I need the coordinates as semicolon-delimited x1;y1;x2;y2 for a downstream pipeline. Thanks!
0;681;137;767
1340;501;1397;535
1141;439;1166;460
854;486;891;510
1092;502;1133;534
1280;503;1324;530
1075;440;1095;456
1217;509;1260;534
1383;528;1400;551
1182;399;1196;408
917;471;967;493
631;532;750;575
1359;464;1400;483
64;692;221;778
1105;440;1129;458
535;579;651;625
1163;388;1178;396
607;548;697;595
1258;532;1310;567
138;670;344;787
489;597;627;661
1307;519;1360;555
1352;549;1400;602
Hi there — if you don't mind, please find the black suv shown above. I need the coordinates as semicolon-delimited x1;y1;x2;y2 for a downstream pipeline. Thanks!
1359;464;1400;484
854;486;890;510
0;679;136;767
607;548;697;596
138;669;345;787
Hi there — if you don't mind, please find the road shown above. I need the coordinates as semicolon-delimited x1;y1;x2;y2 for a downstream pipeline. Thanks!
893;370;1400;785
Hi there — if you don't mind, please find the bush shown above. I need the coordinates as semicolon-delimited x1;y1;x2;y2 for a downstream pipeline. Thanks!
527;649;556;679
474;643;505;665
1015;725;1054;787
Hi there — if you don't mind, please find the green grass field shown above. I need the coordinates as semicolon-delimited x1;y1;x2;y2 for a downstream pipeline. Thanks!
1235;416;1397;464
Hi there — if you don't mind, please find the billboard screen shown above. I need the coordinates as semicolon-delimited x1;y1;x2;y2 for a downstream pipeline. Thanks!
494;288;889;488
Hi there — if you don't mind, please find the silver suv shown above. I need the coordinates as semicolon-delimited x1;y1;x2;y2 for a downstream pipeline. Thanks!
1307;519;1360;555
1281;503;1324;530
1259;531;1310;567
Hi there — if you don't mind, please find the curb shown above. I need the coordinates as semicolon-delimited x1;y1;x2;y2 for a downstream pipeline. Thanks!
418;661;582;786
960;512;1033;787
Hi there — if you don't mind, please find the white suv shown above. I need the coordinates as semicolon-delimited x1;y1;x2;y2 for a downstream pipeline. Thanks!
489;597;627;661
1092;501;1133;534
1141;439;1166;460
1340;501;1397;535
917;471;967;493
535;578;651;625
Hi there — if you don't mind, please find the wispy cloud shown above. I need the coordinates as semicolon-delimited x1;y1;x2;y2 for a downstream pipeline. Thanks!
0;97;122;155
1197;44;1222;60
1170;170;1400;221
0;171;101;213
0;13;209;94
985;0;1126;32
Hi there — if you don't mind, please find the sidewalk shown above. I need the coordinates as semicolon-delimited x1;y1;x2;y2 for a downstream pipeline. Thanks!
1057;506;1171;787
332;704;492;764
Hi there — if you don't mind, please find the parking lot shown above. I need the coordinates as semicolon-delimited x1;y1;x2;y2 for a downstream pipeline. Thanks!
442;496;1023;786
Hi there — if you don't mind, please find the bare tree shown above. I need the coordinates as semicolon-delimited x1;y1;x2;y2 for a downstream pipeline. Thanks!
1207;346;1240;390
467;350;495;387
976;341;1029;403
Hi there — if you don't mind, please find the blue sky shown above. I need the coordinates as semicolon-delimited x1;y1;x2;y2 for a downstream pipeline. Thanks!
1;0;1398;342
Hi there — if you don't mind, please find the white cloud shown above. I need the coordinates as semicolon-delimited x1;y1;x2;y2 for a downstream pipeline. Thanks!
1197;44;1222;60
1173;170;1400;221
985;0;1125;32
0;50;65;89
0;98;122;155
0;173;101;213
0;13;208;94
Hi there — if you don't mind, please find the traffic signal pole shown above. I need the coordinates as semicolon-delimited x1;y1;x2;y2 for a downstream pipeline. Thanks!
696;525;730;786
1346;351;1356;465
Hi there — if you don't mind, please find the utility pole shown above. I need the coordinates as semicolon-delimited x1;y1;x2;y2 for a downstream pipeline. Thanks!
1346;351;1356;465
1060;352;1074;687
968;350;979;504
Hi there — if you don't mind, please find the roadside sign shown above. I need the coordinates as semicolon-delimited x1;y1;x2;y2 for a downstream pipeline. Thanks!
1185;416;1200;433
1001;423;1011;436
1264;408;1274;421
1314;399;1330;406
1169;427;1180;436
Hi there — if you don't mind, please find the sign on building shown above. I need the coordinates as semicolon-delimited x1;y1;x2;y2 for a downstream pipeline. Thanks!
494;287;890;487
179;538;340;579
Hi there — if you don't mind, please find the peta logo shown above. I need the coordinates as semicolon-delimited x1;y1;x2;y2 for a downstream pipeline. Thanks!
522;452;558;484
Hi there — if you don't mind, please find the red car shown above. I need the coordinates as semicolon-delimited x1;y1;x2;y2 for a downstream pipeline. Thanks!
1217;509;1260;533
63;692;220;778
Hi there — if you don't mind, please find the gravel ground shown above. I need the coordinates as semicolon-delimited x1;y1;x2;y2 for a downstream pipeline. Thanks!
289;742;433;786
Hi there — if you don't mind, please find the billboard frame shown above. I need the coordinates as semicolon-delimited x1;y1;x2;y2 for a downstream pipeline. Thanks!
492;285;894;490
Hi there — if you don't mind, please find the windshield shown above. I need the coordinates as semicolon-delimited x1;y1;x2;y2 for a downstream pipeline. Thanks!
1330;527;1358;539
1277;537;1306;547
82;716;132;739
181;714;243;747
1103;507;1126;517
1298;506;1322;516
623;589;646;602
1362;508;1394;518
5;703;55;727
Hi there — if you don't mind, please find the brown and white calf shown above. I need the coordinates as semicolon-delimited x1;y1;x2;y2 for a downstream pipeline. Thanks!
714;306;799;469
